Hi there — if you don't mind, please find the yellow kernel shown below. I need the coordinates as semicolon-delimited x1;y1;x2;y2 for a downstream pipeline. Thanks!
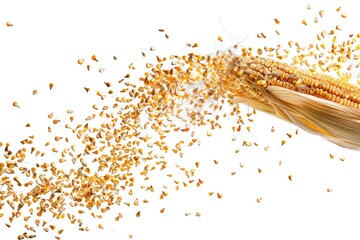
91;55;98;61
13;102;20;108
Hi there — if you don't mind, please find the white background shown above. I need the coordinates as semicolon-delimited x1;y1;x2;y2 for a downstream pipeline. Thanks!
0;0;359;239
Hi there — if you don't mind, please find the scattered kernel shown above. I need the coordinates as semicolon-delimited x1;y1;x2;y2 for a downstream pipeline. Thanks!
91;55;98;61
13;102;20;108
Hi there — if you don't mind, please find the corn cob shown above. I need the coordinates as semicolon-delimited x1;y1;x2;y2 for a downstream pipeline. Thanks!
226;56;360;150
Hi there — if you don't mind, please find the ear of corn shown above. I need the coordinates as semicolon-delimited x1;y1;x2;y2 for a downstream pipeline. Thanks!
229;56;360;150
